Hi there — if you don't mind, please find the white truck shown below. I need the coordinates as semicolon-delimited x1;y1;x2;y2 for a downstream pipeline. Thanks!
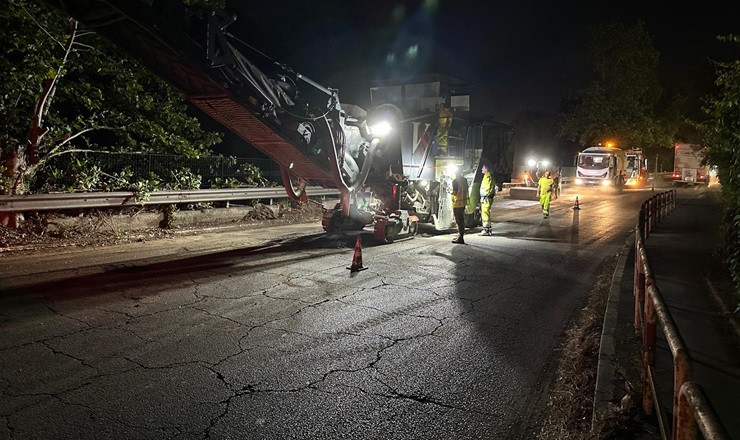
574;146;627;189
673;143;709;185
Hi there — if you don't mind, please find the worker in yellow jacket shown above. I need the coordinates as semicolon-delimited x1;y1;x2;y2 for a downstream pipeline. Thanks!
451;171;469;244
479;162;495;236
536;171;555;218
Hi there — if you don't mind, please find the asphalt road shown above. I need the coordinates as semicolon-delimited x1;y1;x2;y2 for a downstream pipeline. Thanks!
0;185;670;439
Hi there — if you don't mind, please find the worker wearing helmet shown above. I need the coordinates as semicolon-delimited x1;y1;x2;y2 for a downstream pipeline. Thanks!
479;162;496;236
536;171;555;218
450;170;469;244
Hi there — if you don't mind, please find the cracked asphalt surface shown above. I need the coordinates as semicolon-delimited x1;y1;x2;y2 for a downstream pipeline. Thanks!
0;188;658;439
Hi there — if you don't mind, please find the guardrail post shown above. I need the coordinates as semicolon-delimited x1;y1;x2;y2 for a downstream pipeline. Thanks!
676;385;698;440
652;196;658;230
643;287;656;415
634;234;645;335
643;203;649;239
644;201;649;237
664;191;669;218
672;348;693;440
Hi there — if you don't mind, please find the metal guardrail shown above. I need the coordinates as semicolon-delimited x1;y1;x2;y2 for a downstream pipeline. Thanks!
0;187;339;212
634;190;728;440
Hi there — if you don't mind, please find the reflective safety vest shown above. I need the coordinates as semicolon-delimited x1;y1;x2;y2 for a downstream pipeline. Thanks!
451;175;469;208
538;177;554;194
480;172;495;198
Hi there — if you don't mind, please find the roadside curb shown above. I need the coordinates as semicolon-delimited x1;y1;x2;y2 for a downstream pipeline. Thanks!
705;277;740;342
592;232;634;419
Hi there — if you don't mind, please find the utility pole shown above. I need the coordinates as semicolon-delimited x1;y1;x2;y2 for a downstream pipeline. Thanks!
655;154;659;173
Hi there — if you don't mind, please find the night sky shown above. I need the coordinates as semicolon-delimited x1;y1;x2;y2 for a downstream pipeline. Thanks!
231;1;737;125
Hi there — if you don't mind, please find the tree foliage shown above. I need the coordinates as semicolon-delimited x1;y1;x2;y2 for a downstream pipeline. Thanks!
699;35;740;295
0;0;222;194
559;21;677;156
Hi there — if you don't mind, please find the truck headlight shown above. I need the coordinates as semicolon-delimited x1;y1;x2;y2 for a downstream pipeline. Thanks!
602;180;611;186
575;178;583;185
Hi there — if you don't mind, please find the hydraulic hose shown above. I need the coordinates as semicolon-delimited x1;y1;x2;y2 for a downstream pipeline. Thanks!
280;166;305;201
324;115;381;193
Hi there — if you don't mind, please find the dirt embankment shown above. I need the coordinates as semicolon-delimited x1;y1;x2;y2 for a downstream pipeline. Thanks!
0;202;326;253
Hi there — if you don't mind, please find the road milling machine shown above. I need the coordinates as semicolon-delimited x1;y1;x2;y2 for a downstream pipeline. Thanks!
41;0;513;242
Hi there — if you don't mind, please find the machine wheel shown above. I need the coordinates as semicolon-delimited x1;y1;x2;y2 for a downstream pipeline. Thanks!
383;222;403;243
374;219;403;243
323;209;367;233
408;221;418;237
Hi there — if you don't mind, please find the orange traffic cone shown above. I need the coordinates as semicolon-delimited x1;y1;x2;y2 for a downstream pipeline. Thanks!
347;236;367;272
573;196;580;210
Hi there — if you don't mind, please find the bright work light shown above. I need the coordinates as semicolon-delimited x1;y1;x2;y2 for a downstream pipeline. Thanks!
369;120;392;138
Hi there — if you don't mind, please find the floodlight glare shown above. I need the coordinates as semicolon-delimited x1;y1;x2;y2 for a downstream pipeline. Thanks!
527;159;536;167
369;120;392;138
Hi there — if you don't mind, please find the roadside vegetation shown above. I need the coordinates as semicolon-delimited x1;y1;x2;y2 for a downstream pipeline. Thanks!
537;256;657;440
0;0;225;198
0;0;278;228
558;21;681;166
699;35;740;303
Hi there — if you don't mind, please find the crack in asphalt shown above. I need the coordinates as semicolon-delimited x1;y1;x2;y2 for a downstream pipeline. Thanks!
3;246;472;440
40;340;99;372
195;296;451;437
44;303;94;329
460;277;526;317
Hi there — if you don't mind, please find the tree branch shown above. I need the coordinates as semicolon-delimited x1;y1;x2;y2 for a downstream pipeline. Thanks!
46;126;119;158
71;41;95;50
16;0;65;50
32;20;79;137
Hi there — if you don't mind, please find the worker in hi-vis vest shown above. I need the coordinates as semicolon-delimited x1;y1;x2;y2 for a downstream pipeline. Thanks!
536;171;555;219
450;170;469;244
479;162;496;236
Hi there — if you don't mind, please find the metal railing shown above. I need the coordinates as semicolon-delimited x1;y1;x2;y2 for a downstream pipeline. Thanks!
634;189;728;440
0;187;339;212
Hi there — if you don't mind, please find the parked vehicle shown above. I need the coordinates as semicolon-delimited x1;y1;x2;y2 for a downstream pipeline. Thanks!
673;143;709;186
